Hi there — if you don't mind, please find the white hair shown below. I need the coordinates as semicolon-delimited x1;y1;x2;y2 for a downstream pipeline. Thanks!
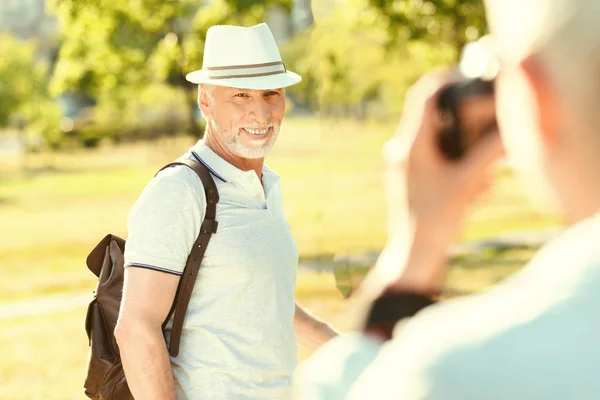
486;0;600;124
198;84;216;111
197;84;216;128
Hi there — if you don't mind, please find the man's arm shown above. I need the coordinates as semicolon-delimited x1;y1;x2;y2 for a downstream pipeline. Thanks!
115;166;205;399
293;70;503;399
114;267;180;400
356;70;503;302
294;303;338;350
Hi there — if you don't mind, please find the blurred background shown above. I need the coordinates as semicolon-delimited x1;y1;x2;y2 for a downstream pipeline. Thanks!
0;0;562;399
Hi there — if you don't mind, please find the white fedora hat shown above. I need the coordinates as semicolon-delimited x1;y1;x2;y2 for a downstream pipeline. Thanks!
185;23;302;90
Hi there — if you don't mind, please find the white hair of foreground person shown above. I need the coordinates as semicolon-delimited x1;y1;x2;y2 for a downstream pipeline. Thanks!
486;0;600;126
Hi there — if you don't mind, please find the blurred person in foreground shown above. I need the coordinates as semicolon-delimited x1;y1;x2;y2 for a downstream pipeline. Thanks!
294;0;600;398
115;23;337;400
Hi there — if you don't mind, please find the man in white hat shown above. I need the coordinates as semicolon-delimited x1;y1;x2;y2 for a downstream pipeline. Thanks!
115;23;337;400
294;0;600;398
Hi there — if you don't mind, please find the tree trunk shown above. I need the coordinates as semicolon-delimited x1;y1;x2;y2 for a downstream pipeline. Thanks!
453;11;467;61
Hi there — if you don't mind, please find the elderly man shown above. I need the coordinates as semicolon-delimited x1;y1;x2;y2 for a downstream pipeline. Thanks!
114;23;337;400
294;0;600;398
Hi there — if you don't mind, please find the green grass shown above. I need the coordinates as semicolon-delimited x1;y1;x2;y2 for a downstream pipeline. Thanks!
0;259;540;400
0;295;352;400
0;309;90;400
0;115;564;399
0;116;561;302
446;249;536;295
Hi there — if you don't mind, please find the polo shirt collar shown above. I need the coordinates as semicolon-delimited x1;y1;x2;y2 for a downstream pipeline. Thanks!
190;141;244;183
190;140;279;185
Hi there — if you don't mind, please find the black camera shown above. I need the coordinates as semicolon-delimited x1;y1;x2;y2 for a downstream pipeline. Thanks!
437;37;499;160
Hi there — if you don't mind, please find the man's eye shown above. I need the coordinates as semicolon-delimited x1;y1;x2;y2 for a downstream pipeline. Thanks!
235;93;250;98
266;91;279;96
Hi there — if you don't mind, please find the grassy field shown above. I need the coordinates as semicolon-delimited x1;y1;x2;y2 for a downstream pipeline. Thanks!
0;116;561;399
0;117;559;301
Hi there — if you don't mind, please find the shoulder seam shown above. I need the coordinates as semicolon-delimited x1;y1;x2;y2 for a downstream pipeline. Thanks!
155;164;207;215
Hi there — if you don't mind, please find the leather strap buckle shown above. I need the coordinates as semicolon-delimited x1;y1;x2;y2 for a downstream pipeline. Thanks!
201;219;218;234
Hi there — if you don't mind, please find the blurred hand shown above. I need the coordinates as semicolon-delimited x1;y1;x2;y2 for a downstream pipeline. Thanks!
359;70;504;298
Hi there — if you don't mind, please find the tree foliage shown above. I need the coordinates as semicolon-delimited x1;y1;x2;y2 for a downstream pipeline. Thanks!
48;0;293;139
367;0;488;59
0;35;46;126
0;0;493;150
282;0;457;118
0;34;62;148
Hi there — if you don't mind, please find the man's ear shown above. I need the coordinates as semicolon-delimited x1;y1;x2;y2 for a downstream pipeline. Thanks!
198;86;212;119
520;55;562;148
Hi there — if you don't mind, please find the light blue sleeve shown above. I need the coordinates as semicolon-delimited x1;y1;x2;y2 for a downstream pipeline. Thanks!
293;332;383;400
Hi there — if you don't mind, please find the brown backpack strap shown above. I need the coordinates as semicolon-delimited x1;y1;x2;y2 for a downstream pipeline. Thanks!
156;157;219;357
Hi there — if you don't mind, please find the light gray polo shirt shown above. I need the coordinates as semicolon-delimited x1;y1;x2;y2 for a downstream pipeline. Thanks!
295;213;600;400
124;141;299;399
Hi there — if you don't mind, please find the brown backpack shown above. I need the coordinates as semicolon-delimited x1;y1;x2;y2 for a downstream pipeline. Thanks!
83;158;219;400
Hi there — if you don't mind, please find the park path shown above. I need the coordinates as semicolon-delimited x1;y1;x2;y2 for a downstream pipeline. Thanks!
0;290;92;322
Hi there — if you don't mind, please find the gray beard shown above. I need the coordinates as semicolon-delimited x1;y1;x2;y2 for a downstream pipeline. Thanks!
209;119;280;159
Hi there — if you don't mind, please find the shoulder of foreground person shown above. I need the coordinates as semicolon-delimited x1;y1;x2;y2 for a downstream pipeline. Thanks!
293;332;383;400
346;217;600;399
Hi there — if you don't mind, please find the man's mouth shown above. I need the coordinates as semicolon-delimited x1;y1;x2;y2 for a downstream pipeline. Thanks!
241;127;271;137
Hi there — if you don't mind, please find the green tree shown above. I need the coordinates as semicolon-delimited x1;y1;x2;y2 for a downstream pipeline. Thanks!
283;0;456;118
0;34;43;126
281;0;393;117
0;34;62;148
48;0;292;140
367;0;488;59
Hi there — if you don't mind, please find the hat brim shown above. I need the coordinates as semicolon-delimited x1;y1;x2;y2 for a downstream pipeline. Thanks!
185;70;302;90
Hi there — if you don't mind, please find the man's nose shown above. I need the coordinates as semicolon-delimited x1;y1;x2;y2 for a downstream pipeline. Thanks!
252;98;271;125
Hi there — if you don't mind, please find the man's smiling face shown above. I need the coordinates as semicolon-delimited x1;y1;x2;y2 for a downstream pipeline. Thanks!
204;85;286;159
